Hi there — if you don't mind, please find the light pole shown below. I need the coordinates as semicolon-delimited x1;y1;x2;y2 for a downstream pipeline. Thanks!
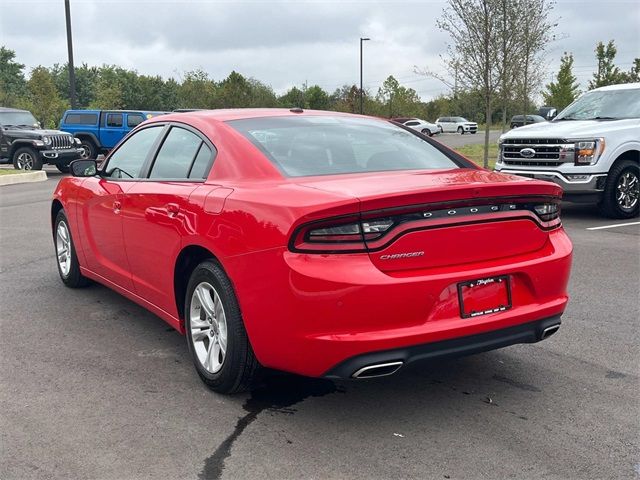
64;0;77;109
359;37;370;114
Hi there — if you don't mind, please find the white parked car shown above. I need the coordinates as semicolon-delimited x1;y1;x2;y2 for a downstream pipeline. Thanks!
496;82;640;218
436;116;478;134
397;118;440;136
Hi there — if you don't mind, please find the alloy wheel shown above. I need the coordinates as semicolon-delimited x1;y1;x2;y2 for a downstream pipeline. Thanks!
189;282;228;374
616;171;639;211
56;221;72;277
17;152;34;170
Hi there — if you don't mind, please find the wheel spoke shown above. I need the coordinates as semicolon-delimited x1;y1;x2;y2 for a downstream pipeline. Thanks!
195;285;214;317
191;327;209;341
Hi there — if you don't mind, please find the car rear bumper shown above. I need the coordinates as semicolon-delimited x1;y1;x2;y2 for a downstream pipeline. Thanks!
324;315;562;379
226;228;572;377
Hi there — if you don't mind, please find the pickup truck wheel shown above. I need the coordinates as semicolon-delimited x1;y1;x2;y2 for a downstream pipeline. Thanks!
56;164;70;173
13;147;42;170
79;139;97;160
185;260;260;394
457;126;464;134
599;160;639;219
54;210;89;288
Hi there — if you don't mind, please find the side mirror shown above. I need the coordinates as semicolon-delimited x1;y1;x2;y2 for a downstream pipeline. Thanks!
70;159;97;177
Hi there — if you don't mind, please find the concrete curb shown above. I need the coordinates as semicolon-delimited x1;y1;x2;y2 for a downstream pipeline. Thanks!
0;171;48;186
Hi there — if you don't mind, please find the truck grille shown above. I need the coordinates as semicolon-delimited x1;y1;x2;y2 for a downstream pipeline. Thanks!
50;135;73;149
501;138;570;167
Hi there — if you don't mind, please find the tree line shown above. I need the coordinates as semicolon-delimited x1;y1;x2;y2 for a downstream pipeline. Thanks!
1;36;637;135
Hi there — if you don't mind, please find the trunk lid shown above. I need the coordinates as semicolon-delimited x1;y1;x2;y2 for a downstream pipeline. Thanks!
297;168;560;272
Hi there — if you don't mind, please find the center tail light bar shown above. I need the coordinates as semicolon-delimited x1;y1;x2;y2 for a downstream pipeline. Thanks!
289;197;561;254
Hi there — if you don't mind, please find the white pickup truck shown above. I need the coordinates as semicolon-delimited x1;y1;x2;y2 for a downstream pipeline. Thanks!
496;83;640;218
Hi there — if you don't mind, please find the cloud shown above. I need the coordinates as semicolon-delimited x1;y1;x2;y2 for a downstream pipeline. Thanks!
1;0;638;102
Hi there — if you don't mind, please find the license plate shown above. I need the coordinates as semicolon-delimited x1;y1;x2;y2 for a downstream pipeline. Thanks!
457;275;512;318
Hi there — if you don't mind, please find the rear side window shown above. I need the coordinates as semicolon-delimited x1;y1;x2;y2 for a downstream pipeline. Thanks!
227;116;459;177
127;114;145;128
149;127;212;179
188;144;214;179
106;113;123;127
104;126;163;179
64;113;98;125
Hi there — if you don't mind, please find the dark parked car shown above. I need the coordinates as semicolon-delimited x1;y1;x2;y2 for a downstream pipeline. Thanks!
510;115;547;129
0;107;83;171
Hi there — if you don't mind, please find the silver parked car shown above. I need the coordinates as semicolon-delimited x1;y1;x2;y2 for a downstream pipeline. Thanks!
396;118;440;136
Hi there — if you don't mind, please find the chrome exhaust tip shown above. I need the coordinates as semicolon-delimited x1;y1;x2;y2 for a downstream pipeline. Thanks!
541;324;560;340
351;361;403;379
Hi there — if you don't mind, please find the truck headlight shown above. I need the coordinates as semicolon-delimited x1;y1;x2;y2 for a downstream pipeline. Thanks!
43;136;51;145
573;138;605;166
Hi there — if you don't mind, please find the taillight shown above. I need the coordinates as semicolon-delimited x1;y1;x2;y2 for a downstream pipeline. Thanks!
290;198;562;253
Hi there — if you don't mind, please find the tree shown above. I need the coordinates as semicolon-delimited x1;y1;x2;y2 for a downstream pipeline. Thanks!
543;52;580;110
23;66;67;128
178;69;217;109
279;86;306;108
0;46;27;107
436;0;502;167
619;58;640;83
376;75;421;118
305;85;330;110
512;0;555;123
589;40;625;89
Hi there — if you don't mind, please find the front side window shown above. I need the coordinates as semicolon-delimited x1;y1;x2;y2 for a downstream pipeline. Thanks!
554;88;640;121
106;113;123;127
149;127;211;179
405;121;419;126
227;116;460;177
103;126;163;179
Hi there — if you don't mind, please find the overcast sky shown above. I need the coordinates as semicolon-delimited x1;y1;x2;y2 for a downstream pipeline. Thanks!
1;0;639;101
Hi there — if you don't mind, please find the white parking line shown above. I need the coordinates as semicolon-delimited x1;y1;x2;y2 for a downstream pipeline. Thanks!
586;221;640;231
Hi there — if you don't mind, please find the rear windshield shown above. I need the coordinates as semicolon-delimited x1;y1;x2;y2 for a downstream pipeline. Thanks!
227;116;459;177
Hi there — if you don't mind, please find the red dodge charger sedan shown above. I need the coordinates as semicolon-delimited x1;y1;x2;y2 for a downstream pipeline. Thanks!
52;109;572;393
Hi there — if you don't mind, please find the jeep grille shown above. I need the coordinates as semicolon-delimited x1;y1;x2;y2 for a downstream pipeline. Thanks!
50;135;73;149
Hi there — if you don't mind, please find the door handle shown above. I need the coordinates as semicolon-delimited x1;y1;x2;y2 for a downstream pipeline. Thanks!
113;200;122;214
165;203;180;217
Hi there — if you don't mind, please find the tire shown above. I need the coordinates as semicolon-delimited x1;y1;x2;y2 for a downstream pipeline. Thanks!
598;160;639;219
421;128;432;136
56;164;70;173
54;210;89;288
185;260;259;394
78;138;97;160
13;146;42;170
457;126;464;135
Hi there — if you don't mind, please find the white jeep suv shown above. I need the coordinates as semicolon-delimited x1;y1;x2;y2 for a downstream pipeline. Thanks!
495;83;640;218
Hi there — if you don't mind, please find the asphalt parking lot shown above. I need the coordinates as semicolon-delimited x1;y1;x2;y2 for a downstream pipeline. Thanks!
1;166;638;480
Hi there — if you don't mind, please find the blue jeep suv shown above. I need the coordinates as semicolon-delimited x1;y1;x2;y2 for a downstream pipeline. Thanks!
59;110;168;159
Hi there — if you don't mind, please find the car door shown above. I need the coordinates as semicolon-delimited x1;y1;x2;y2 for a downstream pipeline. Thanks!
441;117;453;132
121;125;216;316
101;112;128;148
76;124;165;290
